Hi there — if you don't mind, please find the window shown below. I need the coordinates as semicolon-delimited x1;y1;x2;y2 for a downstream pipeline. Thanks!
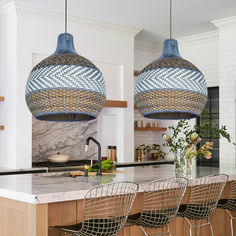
197;87;219;167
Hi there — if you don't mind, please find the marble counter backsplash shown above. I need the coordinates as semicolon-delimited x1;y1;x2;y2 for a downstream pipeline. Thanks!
32;117;97;162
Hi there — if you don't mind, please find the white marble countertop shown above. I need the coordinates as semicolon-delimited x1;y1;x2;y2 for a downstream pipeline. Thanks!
0;165;236;205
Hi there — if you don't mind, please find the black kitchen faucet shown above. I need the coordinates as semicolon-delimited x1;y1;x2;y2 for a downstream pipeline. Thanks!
85;137;102;176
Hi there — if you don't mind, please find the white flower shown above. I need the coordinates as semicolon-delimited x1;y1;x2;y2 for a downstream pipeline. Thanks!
190;132;199;141
162;134;171;143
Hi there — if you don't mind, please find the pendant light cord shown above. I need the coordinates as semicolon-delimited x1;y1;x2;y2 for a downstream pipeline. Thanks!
65;0;67;33
170;0;172;39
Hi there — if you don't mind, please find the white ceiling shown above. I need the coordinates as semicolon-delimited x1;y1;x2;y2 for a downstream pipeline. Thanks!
1;0;236;43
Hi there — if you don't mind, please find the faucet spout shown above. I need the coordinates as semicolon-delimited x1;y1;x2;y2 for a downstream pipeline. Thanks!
85;137;102;176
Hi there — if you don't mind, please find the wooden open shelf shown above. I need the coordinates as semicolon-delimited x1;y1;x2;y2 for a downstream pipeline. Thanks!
134;70;141;77
134;127;167;131
104;100;127;108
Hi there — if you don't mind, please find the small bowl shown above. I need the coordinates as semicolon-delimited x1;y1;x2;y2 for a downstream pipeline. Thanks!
48;153;70;163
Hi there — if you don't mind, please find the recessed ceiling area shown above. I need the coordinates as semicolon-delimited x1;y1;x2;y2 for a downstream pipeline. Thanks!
1;0;236;43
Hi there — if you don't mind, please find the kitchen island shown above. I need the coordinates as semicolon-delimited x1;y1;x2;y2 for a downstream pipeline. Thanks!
0;165;235;236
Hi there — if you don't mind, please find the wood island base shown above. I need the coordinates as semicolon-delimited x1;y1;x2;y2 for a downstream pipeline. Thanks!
0;182;235;236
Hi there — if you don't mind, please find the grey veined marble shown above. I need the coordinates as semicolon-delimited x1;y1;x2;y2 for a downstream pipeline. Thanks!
32;116;97;162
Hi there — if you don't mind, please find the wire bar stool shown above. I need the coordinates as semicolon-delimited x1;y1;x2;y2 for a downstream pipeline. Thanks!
178;174;228;236
127;177;188;236
52;181;138;236
217;176;236;236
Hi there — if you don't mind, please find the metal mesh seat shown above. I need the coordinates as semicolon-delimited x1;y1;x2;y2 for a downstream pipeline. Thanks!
178;174;228;236
127;177;188;236
52;181;138;236
217;177;236;236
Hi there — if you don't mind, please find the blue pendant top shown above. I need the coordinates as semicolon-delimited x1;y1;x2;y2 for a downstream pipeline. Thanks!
160;39;181;59
53;33;77;55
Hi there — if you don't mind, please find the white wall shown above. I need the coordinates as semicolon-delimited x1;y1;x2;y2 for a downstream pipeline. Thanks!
0;2;139;168
0;5;18;168
213;17;236;169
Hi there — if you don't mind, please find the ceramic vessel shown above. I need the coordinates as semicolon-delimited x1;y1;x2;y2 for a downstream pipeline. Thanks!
48;153;70;163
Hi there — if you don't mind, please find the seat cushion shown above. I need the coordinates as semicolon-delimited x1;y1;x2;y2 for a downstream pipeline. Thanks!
178;204;187;213
217;199;228;208
128;213;141;221
53;222;82;233
178;203;215;220
128;211;174;228
218;198;236;211
53;218;121;236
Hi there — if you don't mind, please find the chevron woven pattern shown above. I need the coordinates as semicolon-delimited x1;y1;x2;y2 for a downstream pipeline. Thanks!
134;39;207;120
25;33;106;121
26;65;105;95
135;68;207;96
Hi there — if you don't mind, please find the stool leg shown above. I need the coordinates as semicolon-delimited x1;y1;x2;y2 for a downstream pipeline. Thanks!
156;224;171;236
219;209;223;236
208;216;214;236
226;209;234;236
139;225;148;236
231;219;234;236
184;218;193;236
167;224;171;236
168;224;171;236
196;219;201;236
189;227;193;236
166;224;171;236
209;223;214;236
181;217;185;236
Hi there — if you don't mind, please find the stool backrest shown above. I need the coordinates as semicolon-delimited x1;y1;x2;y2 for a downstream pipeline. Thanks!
223;176;236;211
229;177;236;200
81;181;138;235
139;177;188;227
186;174;228;219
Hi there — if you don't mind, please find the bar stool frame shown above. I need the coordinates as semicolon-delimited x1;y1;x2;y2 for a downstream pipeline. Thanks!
128;177;188;236
178;174;228;236
52;181;138;236
218;177;236;236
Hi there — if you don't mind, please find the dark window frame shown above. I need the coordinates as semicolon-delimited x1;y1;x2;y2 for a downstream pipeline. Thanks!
197;86;219;167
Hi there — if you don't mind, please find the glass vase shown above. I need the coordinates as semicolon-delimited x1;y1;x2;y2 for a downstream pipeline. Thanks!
174;149;193;177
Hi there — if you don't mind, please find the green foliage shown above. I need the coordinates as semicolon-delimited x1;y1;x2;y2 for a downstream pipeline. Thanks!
136;144;150;155
163;119;234;154
151;144;160;150
88;158;115;172
151;144;166;160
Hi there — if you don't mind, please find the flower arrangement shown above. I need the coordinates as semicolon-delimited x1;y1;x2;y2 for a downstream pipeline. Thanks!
162;119;234;173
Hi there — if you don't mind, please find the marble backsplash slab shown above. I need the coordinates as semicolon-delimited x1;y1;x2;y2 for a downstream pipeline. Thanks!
32;117;97;162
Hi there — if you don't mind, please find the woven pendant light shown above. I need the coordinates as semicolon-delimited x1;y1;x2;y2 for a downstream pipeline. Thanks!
25;0;106;121
134;0;207;120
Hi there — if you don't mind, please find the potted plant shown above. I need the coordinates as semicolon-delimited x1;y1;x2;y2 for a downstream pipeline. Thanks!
150;144;166;160
136;144;150;160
